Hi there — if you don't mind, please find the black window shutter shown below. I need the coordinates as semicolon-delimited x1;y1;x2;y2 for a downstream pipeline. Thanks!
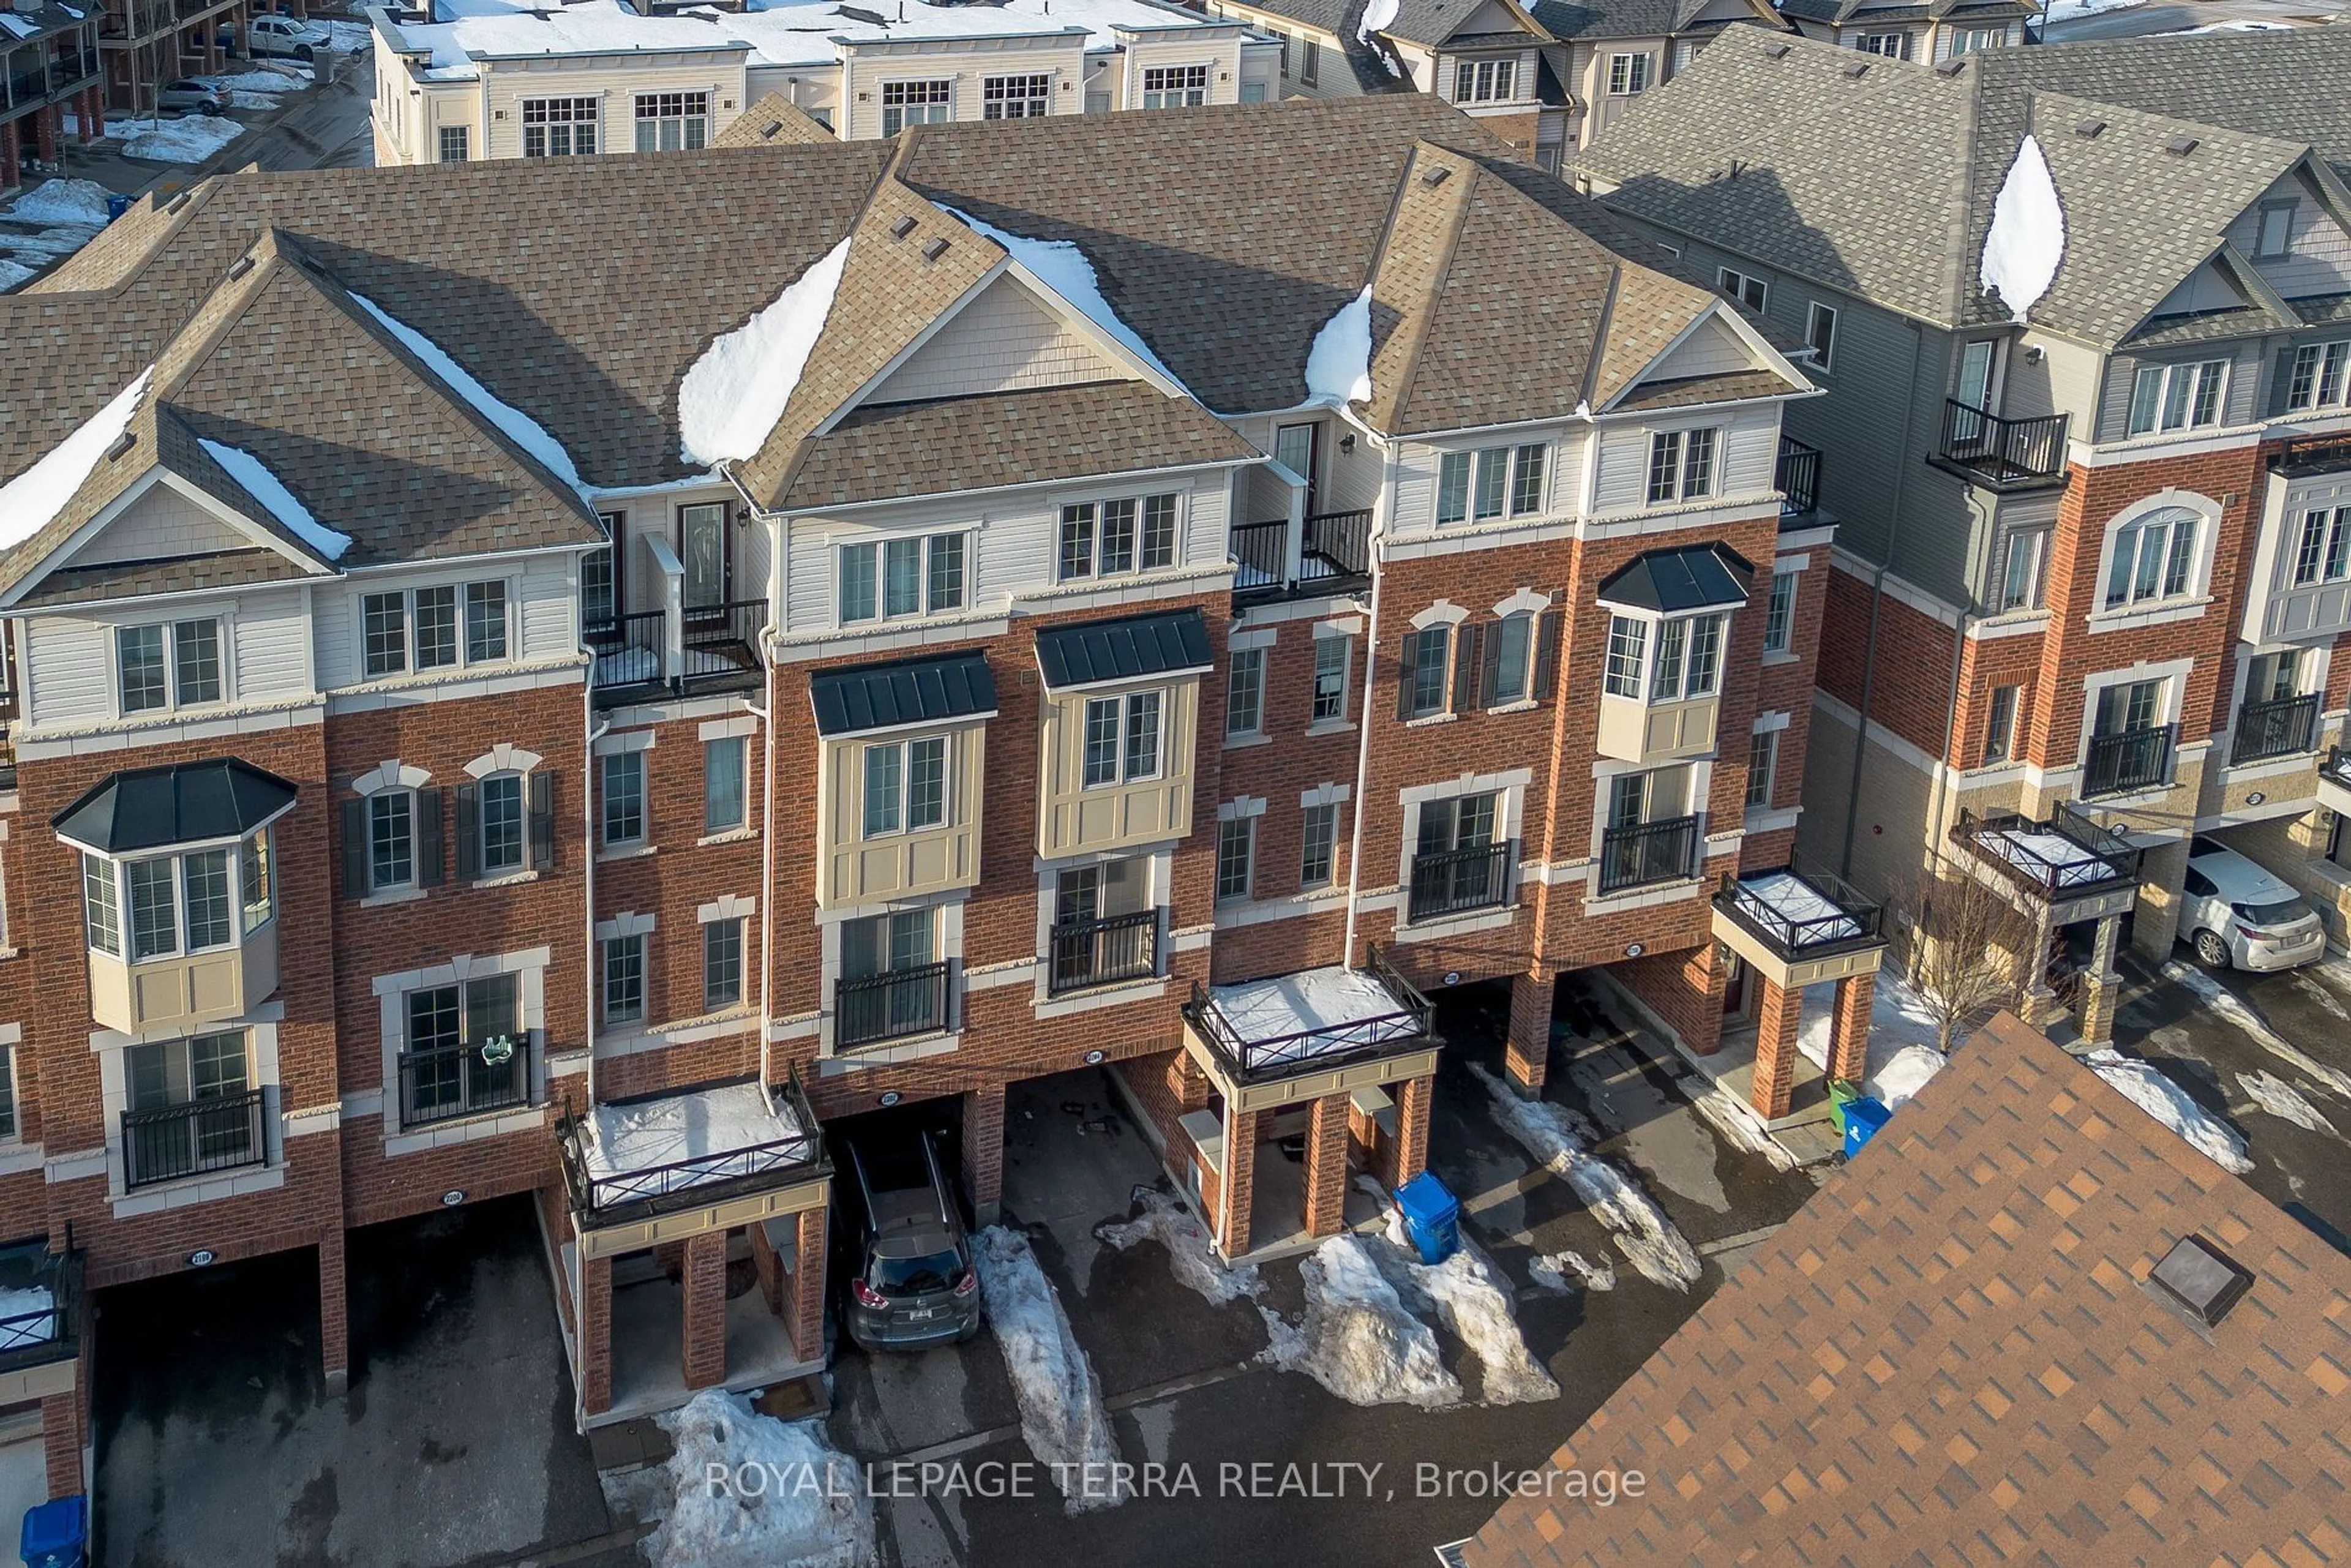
1533;607;1563;703
2267;347;2299;418
1394;629;1422;721
528;773;556;871
1451;622;1483;715
340;798;368;898
455;783;481;881
416;787;444;888
1479;620;1505;707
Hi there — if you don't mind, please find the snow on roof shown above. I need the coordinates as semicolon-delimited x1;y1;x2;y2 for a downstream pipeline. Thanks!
583;1081;809;1188
0;369;151;552
0;14;39;39
1981;827;2113;889
1735;870;1860;942
1302;285;1372;410
1355;0;1397;40
943;206;1190;396
676;234;851;467
1209;965;1419;1050
196;438;353;561
347;291;590;501
1979;135;2064;325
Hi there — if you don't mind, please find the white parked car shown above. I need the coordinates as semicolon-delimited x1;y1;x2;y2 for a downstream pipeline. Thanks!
246;15;330;58
2180;836;2325;972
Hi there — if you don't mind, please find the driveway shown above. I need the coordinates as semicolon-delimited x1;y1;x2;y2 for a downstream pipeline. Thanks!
92;1195;612;1568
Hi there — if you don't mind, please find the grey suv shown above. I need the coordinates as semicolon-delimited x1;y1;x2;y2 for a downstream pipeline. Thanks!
839;1131;981;1351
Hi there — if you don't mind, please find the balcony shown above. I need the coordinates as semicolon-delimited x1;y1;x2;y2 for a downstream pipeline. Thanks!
1229;509;1373;605
2320;747;2351;818
560;1074;827;1230
2232;692;2320;767
1712;862;1885;989
121;1089;268;1191
2083;723;2176;798
835;960;953;1048
1930;400;2069;492
396;1032;536;1131
1407;840;1515;923
590;597;767;706
1775;435;1821;524
1952;803;2142;913
1182;948;1436;1102
0;1241;80;1404
1598;815;1700;895
1047;909;1160;994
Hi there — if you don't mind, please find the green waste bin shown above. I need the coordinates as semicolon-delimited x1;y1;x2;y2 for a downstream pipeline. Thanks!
1827;1078;1864;1134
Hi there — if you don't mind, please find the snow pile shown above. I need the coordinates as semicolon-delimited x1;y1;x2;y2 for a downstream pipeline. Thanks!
1406;1244;1556;1405
1302;285;1373;410
1209;966;1419;1062
1095;1185;1261;1305
0;1285;56;1344
1;225;101;259
0;260;32;294
1735;871;1861;941
1979;135;2064;324
1355;0;1397;39
1685;1079;1799;1171
1259;1234;1460;1408
198;68;306;95
583;1082;801;1191
1469;1063;1700;1291
2162;961;2351;1101
2044;0;2146;21
7;179;111;227
675;236;852;467
2085;1049;2251;1174
971;1226;1127;1514
197;438;352;560
114;114;247;163
1794;967;1952;1100
1870;1045;1946;1108
1529;1250;1614;1293
0;369;151;550
947;208;1188;392
348;291;590;500
324;18;373;50
644;1389;874;1568
2238;1071;2338;1136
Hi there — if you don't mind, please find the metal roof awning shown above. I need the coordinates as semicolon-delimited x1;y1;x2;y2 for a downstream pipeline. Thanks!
809;650;997;737
52;757;299;854
1596;541;1755;613
1034;607;1212;691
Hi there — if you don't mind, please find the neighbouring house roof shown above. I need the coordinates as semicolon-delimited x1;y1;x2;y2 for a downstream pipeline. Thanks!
1596;541;1754;611
808;650;997;737
705;93;836;150
1528;0;1780;42
1463;1013;2351;1568
1775;0;2030;25
53;757;301;854
1035;607;1213;689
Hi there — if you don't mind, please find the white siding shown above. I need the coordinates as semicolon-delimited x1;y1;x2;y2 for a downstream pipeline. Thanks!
868;278;1122;405
521;556;579;662
66;484;250;568
23;616;111;726
313;583;354;689
233;587;311;701
1632;314;1755;386
2232;172;2351;301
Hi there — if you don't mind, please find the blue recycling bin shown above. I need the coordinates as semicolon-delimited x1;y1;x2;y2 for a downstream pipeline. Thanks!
102;194;130;223
1394;1171;1460;1265
1843;1096;1892;1159
21;1495;86;1568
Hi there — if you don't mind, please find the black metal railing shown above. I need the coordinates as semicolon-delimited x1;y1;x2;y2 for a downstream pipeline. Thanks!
2326;745;2351;787
563;1073;828;1217
1182;946;1434;1082
0;1240;76;1370
1936;400;2069;486
587;609;666;692
1408;840;1515;922
1714;863;1882;957
1048;909;1160;994
397;1033;535;1131
1953;803;2142;899
836;960;953;1049
1302;508;1373;580
1229;520;1288;600
1228;510;1373;604
121;1089;267;1191
2233;692;2320;765
681;597;768;683
1776;435;1821;520
1598;815;1700;894
2083;723;2176;798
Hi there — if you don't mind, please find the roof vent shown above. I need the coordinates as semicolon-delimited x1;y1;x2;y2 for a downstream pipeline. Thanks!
105;430;136;462
2075;117;2105;138
2149;1235;2252;1329
760;119;784;140
1420;165;1451;187
2167;133;2199;156
1840;59;1869;78
1762;41;1788;58
890;214;917;239
921;236;951;261
227;254;255;281
1935;59;1963;76
163;190;190;214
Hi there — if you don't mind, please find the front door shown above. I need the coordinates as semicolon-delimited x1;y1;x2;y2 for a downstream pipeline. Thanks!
1274;422;1319;517
679;503;728;613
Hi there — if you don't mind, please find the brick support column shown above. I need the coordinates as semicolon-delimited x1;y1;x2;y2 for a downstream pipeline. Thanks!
80;87;103;143
786;1205;825;1361
962;1082;1007;1223
318;1228;349;1394
1391;1072;1433;1188
1750;973;1802;1120
1503;969;1554;1094
33;105;58;165
1168;1049;1210;1113
680;1230;727;1392
1304;1092;1350;1239
580;1253;613;1417
1826;969;1875;1086
39;1389;81;1499
749;1218;785;1316
1215;1105;1261;1259
2;118;20;193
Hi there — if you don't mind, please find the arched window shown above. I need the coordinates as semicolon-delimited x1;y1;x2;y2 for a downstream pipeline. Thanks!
2102;506;2202;609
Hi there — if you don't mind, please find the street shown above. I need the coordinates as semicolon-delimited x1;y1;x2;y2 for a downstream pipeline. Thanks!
2036;0;2336;41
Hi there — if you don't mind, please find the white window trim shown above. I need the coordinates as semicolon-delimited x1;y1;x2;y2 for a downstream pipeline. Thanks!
2074;657;2194;771
369;947;550;1154
352;760;432;797
1028;847;1172;1007
834;528;973;628
2086;489;2222;628
698;893;759;924
817;893;966;1056
96;1014;283;1205
1052;490;1187;582
1804;301;1838;372
1409;600;1469;631
110;611;235;720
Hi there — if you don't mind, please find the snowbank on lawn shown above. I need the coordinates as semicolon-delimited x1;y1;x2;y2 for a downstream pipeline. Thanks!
676;236;850;466
7;178;111;227
0;260;32;293
1795;966;1949;1103
1260;1234;1460;1408
1469;1062;1700;1290
1528;1250;1614;1293
1402;1243;1556;1406
196;438;352;560
1095;1185;1261;1305
2086;1049;2251;1174
645;1389;873;1568
2238;1071;2338;1136
1979;135;2064;323
113;114;246;163
972;1226;1126;1514
1302;286;1373;408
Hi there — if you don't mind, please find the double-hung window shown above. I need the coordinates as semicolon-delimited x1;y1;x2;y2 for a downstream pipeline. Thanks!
1300;801;1340;888
583;528;618;626
1215;816;1255;900
1401;625;1452;718
1606;52;1649;94
437;125;469;163
1489;612;1535;705
1645;428;1719;503
1607;612;1724;701
1983;685;2019;763
1141;65;1207;107
1804;302;1837;370
703;918;744;1011
1081;692;1162;786
863;735;947;835
2126;359;2227;435
1226;648;1265;738
880;80;951;135
1436;445;1544;525
2286;342;2349;413
1311;635;1349;723
1854;31;1908;56
983;73;1049;118
117;618;222;714
1453;58;1515;102
1761;569;1797;653
521;97;597;157
1058;494;1177;580
705;735;747;835
2102;506;2200;609
479;773;525;874
602;751;645;849
633;91;708;152
1604;616;1647;697
603;933;644;1026
1745;730;1779;809
1996;528;2048;612
369;792;416;891
839;533;966;623
2292;506;2351;587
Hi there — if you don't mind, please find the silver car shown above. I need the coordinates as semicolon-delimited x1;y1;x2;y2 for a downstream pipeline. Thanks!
2180;836;2326;972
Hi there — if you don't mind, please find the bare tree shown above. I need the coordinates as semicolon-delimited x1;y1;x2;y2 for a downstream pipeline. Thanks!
1887;858;2036;1054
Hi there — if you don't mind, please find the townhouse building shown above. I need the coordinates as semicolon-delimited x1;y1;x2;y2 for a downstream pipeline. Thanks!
0;1;102;197
0;92;1852;1488
1775;0;2028;63
1575;24;2351;1043
365;0;1277;165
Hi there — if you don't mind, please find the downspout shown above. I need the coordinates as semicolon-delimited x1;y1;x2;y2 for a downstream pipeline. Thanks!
1341;427;1401;970
757;510;786;1093
1838;317;1929;878
583;698;607;1107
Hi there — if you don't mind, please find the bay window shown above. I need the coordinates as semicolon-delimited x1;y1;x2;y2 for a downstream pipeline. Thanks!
1082;692;1161;786
80;831;279;962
